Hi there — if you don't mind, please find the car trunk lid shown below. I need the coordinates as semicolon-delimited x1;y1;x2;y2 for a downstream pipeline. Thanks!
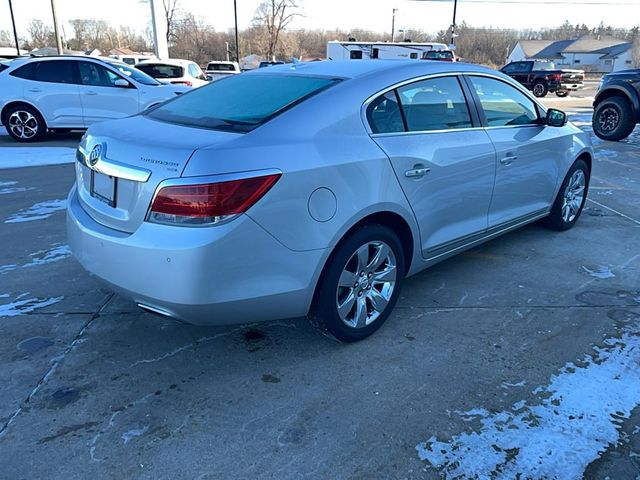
75;115;241;233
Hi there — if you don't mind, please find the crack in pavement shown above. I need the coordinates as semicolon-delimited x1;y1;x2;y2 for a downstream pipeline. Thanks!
0;293;115;439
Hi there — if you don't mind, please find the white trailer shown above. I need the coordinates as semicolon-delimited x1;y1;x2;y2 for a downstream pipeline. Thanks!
327;41;450;61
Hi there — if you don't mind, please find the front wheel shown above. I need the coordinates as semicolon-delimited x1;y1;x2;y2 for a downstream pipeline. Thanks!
555;90;569;98
309;224;405;342
532;81;548;98
593;96;635;141
544;159;590;231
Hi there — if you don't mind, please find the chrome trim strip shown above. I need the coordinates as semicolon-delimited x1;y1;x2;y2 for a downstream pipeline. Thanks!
77;146;152;183
423;209;549;261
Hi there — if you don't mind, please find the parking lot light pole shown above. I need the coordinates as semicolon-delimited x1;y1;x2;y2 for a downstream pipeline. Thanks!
234;0;240;63
8;0;20;56
50;0;63;54
450;0;458;47
391;8;398;42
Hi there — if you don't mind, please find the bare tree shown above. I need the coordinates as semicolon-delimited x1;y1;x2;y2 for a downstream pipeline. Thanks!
26;19;54;49
253;0;301;61
163;0;181;43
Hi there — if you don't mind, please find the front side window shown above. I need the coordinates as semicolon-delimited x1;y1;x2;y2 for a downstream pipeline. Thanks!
469;76;539;127
106;61;160;86
33;60;76;84
78;62;123;87
147;74;340;132
188;63;206;80
398;76;472;132
366;91;404;134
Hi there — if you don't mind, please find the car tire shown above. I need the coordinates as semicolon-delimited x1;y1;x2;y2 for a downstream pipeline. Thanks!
544;159;590;231
4;105;47;143
532;81;548;98
555;90;569;98
309;224;405;342
593;96;636;141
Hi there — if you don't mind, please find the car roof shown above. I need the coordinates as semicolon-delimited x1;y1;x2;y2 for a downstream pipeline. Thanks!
246;59;498;80
138;59;193;67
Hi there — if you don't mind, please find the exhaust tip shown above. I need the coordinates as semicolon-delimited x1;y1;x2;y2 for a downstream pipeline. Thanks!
137;303;173;318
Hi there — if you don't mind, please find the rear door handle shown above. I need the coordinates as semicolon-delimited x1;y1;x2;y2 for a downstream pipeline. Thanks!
500;155;517;166
27;88;42;93
85;91;98;96
405;166;431;178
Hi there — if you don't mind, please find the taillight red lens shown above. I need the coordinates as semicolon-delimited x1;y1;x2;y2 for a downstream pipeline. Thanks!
149;173;281;225
547;73;562;82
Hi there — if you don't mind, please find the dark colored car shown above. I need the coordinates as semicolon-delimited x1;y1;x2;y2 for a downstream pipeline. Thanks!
592;69;640;141
500;60;584;98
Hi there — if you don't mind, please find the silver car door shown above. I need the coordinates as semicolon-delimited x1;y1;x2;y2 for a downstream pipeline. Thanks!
368;75;497;259
465;74;563;228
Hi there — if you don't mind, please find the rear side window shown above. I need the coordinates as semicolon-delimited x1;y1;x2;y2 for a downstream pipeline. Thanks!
0;63;10;73
147;74;340;132
10;62;37;80
398;76;472;132
350;50;363;59
469;76;539;127
137;64;184;79
33;60;77;84
366;91;404;134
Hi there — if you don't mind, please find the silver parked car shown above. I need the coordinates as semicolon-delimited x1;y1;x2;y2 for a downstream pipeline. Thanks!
68;61;592;342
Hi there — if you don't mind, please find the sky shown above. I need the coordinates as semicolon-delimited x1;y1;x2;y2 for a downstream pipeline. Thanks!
1;0;639;41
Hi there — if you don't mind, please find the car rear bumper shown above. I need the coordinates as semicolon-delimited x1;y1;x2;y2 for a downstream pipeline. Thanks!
551;82;584;91
67;185;326;325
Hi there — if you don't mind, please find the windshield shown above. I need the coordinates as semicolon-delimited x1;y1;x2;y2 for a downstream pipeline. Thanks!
208;63;236;71
425;51;453;59
105;61;161;85
146;74;340;132
137;63;184;79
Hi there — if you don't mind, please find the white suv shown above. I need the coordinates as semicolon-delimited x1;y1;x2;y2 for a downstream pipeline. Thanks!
0;56;188;142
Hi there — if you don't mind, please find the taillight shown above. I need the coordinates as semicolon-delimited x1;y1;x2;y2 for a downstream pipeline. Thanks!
171;80;193;87
547;73;562;82
148;173;281;226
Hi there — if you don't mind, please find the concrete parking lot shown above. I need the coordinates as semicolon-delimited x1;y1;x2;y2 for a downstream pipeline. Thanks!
1;89;639;479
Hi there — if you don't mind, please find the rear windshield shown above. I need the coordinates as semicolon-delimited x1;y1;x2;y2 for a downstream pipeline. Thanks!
424;51;453;59
146;74;340;132
207;63;236;71
533;61;556;71
137;63;184;79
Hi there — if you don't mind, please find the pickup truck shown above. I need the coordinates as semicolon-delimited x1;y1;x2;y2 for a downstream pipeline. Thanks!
500;60;584;98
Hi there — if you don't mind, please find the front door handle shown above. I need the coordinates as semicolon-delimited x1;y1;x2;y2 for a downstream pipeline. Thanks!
28;88;42;93
500;155;517;166
85;91;98;96
405;166;431;178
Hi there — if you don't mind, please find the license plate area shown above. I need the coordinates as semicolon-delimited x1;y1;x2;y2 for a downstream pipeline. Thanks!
91;170;117;207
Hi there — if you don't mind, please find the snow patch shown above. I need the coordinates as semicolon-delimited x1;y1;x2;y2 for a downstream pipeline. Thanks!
0;296;63;317
4;199;67;223
416;321;640;479
0;147;75;169
0;264;17;275
582;265;615;279
23;244;71;267
121;426;149;444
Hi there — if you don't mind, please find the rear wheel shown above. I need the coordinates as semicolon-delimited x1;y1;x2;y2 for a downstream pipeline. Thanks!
532;81;548;98
4;105;46;142
593;96;635;141
555;90;569;98
309;224;405;342
544;159;590;231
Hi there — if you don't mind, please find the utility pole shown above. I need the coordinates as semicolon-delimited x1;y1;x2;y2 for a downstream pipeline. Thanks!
233;0;240;63
50;0;64;54
8;0;20;56
225;41;230;61
391;8;398;42
450;0;458;48
149;0;169;59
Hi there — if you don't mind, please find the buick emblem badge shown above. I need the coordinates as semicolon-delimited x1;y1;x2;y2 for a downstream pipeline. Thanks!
89;144;102;166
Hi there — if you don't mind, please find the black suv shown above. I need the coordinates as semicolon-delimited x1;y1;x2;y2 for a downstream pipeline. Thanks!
593;69;640;141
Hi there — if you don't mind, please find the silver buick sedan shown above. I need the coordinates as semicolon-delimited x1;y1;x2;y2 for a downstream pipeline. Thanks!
68;60;592;342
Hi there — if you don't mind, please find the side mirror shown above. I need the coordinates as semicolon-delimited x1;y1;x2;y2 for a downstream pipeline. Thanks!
114;79;130;88
546;108;567;127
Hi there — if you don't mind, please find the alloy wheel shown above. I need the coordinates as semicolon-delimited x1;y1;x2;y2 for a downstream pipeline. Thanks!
8;110;39;140
598;106;620;132
335;241;397;329
561;169;586;223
